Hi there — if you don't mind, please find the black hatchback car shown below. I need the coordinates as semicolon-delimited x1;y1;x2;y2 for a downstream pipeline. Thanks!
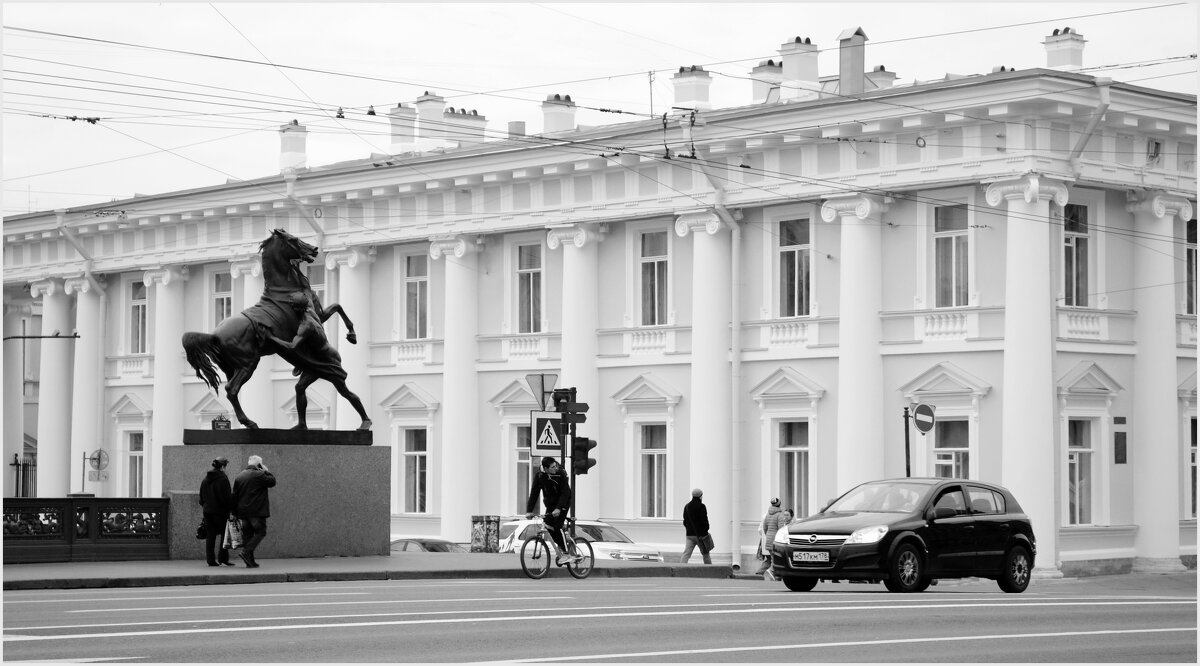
770;478;1035;593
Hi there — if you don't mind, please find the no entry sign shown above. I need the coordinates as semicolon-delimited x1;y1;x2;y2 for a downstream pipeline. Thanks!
912;403;936;434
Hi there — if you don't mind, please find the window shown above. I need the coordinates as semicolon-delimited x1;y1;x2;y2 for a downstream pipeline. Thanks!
778;421;810;517
516;425;531;513
305;263;326;305
212;271;232;326
779;219;811;317
1067;419;1093;525
934;205;968;307
127;432;144;498
1189;418;1197;520
404;255;429;340
640;231;668;326
1062;204;1090;307
129;281;147;354
402;429;428;513
516;244;542;334
933;420;969;479
640;424;667;517
1186;219;1196;316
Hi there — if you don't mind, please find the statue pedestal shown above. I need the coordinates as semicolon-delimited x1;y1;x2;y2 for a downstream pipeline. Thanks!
162;430;390;560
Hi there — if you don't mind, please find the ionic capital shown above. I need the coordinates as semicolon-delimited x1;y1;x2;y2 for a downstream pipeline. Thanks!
1125;190;1194;222
325;246;377;271
143;266;189;288
984;174;1069;208
428;235;477;260
63;275;105;296
674;210;724;237
230;256;262;280
546;223;604;250
819;193;890;223
28;278;65;299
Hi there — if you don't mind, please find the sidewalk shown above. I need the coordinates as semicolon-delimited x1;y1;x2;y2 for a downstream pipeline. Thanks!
2;553;735;590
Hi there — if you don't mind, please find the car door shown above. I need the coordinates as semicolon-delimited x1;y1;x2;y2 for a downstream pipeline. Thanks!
922;485;975;573
965;486;1008;571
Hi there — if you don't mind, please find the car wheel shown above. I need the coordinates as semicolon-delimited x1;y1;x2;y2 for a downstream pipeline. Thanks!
997;545;1032;593
782;576;818;592
885;543;926;593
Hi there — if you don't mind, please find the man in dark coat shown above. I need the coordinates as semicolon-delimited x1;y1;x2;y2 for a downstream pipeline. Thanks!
232;454;276;568
680;487;712;564
198;456;235;566
525;456;574;565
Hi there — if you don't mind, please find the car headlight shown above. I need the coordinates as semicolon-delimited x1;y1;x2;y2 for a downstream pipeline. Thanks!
774;526;789;544
844;525;888;544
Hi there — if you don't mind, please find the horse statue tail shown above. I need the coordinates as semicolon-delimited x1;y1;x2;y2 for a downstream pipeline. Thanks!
182;331;223;392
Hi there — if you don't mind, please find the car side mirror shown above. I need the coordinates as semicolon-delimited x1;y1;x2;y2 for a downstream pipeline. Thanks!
930;506;956;521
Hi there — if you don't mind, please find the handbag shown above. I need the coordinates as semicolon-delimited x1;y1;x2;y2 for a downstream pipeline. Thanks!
195;520;207;540
223;517;243;549
700;533;715;551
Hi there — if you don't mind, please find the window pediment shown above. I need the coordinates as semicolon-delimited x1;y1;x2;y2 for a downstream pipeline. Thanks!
489;379;539;417
612;373;681;406
1057;361;1123;396
110;393;151;418
900;361;992;400
380;382;440;418
751;367;825;411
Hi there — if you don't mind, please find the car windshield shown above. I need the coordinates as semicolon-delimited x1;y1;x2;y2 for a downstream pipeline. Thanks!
576;524;632;543
423;541;467;553
826;482;930;513
499;524;517;540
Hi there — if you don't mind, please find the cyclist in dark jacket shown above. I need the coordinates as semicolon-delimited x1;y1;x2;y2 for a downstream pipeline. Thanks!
525;456;574;565
198;456;235;566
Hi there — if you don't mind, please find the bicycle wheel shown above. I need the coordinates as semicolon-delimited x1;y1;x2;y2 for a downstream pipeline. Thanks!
566;539;594;579
519;536;551;579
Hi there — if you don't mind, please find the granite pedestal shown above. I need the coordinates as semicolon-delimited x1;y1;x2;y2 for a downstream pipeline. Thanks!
162;429;390;560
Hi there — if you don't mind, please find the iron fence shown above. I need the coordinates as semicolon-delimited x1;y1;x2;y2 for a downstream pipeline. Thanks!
2;496;169;563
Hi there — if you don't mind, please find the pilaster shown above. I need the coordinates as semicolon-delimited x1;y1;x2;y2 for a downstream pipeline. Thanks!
29;278;72;496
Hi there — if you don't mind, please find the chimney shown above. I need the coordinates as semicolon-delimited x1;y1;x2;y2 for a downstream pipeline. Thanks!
751;59;783;103
865;65;897;90
1044;27;1086;71
778;36;819;102
508;121;526;138
415;91;447;150
838;27;868;96
444;107;488;147
279;119;307;172
387;103;417;153
672;65;712;110
541;93;577;134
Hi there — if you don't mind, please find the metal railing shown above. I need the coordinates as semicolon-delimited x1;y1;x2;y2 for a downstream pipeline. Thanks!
8;455;36;497
2;496;170;563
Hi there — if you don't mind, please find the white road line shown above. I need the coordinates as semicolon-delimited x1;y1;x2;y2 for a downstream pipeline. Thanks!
63;596;569;613
4;592;369;604
4;600;1193;642
506;627;1198;662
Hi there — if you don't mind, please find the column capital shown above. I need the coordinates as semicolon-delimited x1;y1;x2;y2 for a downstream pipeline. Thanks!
28;277;65;299
429;235;478;260
63;274;105;295
143;266;189;287
819;193;890;223
546;223;604;250
324;246;377;271
1125;190;1194;222
230;255;262;280
984;174;1069;208
674;209;724;237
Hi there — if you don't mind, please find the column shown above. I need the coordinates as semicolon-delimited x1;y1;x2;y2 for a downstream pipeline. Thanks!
430;236;479;542
29;278;72;497
146;266;188;498
676;211;732;557
231;257;272;427
326;247;375;430
1127;190;1192;572
986;174;1066;578
547;224;602;517
820;194;887;490
3;303;31;497
64;276;104;496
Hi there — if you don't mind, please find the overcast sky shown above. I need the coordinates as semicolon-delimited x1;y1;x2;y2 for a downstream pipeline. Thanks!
2;1;1196;216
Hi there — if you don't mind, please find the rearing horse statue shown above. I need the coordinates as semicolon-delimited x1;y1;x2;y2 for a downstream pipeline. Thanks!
182;229;370;430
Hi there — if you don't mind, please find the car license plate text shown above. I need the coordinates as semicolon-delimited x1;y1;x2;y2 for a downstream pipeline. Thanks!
792;551;829;562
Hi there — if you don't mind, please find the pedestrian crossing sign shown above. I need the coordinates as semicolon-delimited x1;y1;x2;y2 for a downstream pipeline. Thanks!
531;411;566;453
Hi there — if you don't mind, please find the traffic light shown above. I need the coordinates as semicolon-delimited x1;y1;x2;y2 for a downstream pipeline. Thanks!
572;437;597;475
551;388;575;412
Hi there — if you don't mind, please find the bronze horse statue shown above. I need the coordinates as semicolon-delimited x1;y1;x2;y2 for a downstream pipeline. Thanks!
182;229;371;430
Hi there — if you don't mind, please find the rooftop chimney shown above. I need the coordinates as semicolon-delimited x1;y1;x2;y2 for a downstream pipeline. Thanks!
388;103;417;153
444;107;488;147
1044;27;1086;71
672;65;712;110
279;119;307;172
541;94;577;134
415;91;447;150
865;65;897;90
838;27;868;96
778;37;819;102
751;59;783;103
508;121;526;138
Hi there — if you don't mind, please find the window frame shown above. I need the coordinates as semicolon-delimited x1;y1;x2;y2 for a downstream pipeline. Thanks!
396;250;430;341
763;204;820;320
638;423;669;518
399;427;429;514
503;233;546;335
1183;218;1196;316
126;277;148;355
1054;189;1107;310
126;431;145;498
1065;418;1095;526
777;420;812;518
1061;203;1090;307
931;419;970;480
933;203;970;308
207;267;233;329
624;220;674;328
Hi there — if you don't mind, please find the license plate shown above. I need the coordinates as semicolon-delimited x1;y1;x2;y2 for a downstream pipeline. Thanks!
792;551;829;563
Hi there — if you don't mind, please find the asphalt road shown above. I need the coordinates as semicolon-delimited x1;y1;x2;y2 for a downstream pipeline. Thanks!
3;576;1195;662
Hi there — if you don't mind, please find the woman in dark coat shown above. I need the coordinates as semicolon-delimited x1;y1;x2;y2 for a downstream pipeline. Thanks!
199;457;235;566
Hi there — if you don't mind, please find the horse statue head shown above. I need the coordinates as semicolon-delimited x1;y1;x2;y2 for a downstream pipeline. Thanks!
260;228;319;265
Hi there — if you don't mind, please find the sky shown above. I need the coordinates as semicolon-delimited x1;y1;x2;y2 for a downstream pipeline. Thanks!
2;1;1197;216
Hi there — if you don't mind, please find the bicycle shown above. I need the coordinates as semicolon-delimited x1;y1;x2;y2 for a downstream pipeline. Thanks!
518;515;594;580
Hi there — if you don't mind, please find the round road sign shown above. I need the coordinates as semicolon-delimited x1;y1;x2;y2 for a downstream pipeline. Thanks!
912;403;936;434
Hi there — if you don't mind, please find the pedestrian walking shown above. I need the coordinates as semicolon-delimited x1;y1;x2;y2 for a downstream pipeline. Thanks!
198;456;235;567
680;488;712;564
231;454;276;568
762;507;795;581
757;497;784;575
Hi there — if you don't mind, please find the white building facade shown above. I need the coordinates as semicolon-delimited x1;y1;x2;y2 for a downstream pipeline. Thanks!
4;27;1196;575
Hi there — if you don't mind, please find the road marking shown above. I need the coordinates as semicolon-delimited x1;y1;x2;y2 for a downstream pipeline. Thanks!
4;600;1193;642
63;596;570;613
507;627;1198;662
4;592;369;605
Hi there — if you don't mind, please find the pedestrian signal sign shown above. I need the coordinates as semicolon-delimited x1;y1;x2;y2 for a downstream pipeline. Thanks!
531;411;566;453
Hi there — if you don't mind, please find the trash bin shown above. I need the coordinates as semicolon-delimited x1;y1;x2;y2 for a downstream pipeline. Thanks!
470;515;500;553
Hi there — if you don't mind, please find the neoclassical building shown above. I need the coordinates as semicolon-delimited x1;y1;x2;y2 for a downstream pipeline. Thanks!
4;27;1195;575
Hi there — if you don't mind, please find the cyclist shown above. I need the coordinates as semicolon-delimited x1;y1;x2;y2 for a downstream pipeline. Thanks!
525;456;575;565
